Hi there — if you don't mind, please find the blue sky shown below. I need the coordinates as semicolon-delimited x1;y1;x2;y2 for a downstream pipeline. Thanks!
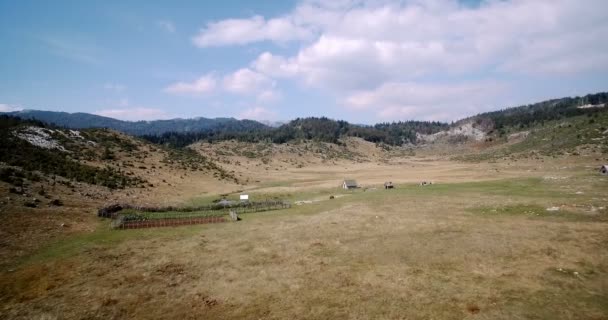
1;0;607;123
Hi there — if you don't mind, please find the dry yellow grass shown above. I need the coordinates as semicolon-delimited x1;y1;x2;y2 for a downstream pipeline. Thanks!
1;146;607;319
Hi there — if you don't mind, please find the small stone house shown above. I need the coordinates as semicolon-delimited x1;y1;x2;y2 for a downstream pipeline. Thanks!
601;165;608;175
342;179;358;189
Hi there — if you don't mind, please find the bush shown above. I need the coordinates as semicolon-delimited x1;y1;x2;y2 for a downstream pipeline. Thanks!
24;201;37;208
0;124;144;189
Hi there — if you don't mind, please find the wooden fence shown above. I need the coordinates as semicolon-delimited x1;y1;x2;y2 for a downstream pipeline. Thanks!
113;216;227;230
106;201;291;230
98;201;289;218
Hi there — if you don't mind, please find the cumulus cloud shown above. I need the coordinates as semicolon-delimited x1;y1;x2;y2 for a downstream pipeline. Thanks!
252;52;299;78
166;69;280;102
0;103;23;112
345;81;507;121
192;15;311;47
193;0;608;120
223;68;274;94
249;0;608;89
257;90;282;104
164;74;217;95
94;107;171;121
238;106;277;121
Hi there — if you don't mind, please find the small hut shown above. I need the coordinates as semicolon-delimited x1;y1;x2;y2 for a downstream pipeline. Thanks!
384;182;394;189
601;165;608;175
342;179;358;189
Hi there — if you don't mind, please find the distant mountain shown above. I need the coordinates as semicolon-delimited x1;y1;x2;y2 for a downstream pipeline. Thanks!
4;91;607;145
143;116;448;147
145;92;608;147
3;110;268;136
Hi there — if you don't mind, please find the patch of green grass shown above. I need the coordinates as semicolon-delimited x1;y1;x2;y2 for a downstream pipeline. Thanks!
17;176;604;270
120;209;227;220
186;194;228;206
369;178;570;200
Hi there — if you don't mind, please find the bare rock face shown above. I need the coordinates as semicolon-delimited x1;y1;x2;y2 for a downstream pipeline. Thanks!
417;122;486;144
13;127;68;151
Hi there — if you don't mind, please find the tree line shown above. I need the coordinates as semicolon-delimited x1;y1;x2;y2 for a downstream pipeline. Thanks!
474;92;608;132
141;117;449;148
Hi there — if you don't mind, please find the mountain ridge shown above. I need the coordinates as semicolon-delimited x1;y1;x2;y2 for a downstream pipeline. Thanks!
4;110;268;136
3;91;607;146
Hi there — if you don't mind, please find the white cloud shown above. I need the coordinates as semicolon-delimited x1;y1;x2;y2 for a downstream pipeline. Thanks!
164;74;217;95
251;52;298;78
257;90;282;104
345;81;507;121
191;0;607;120
0;103;23;112
238;106;277;121
215;0;608;84
192;15;311;47
222;68;274;94
158;20;176;33
313;1;600;86
166;69;280;103
94;107;171;121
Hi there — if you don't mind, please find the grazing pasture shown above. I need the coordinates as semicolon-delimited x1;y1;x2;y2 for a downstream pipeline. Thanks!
1;156;607;319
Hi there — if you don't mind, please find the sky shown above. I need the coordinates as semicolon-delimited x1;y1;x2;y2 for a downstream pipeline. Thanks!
0;0;607;123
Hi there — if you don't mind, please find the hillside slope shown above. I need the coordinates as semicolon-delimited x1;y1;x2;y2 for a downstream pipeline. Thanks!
0;115;246;265
452;112;608;162
4;92;607;149
4;110;268;136
0;115;240;204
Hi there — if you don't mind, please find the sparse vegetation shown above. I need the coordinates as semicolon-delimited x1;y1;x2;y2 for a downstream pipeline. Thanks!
163;147;239;183
1;94;608;319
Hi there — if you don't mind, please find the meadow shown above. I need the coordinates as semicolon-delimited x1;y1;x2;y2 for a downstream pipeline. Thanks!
1;156;607;319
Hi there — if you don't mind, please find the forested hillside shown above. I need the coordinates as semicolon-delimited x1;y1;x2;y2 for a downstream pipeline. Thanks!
471;92;608;133
4;110;267;136
4;91;606;148
0;115;240;192
142;117;448;147
0;115;144;189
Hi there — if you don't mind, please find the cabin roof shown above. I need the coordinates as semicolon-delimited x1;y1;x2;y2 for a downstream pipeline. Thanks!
343;179;357;187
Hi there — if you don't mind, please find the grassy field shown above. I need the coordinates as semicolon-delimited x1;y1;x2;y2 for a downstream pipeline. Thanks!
1;157;607;319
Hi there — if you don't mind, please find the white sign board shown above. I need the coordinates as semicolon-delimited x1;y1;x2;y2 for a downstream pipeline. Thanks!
240;194;249;200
